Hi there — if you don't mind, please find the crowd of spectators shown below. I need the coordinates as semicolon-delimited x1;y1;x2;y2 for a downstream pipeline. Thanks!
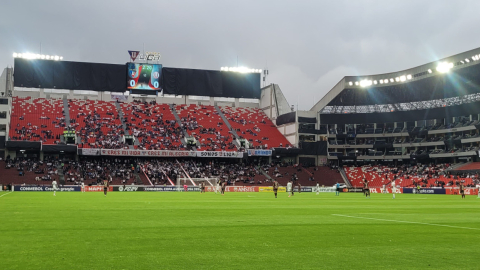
176;106;236;151
3;155;59;181
70;101;128;149
346;162;480;188
11;117;65;144
63;158;140;185
124;101;186;150
142;159;267;185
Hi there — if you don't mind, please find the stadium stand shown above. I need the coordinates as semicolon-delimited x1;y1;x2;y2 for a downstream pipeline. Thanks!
9;97;65;144
344;163;477;188
175;104;236;151
69;99;126;149
121;101;186;150
221;106;290;149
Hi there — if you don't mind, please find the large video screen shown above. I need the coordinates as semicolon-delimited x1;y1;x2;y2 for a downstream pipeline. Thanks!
127;63;162;90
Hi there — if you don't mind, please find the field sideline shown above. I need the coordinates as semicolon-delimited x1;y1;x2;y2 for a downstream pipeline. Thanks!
1;191;479;269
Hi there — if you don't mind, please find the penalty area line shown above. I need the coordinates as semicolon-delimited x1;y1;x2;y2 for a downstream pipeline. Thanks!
0;192;13;198
332;214;480;231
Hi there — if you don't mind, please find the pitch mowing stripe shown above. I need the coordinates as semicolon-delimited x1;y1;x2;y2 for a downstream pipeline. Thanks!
332;214;480;231
0;192;12;198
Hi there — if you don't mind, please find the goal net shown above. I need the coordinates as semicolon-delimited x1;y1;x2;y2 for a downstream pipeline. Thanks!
177;177;219;189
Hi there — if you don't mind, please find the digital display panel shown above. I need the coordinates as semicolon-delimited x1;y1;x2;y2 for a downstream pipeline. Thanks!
127;63;161;90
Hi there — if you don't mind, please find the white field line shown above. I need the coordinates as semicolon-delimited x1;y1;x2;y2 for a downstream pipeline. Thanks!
0;192;12;198
332;214;480;231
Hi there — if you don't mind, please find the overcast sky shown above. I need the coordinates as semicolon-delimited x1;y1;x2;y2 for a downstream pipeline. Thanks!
1;0;480;110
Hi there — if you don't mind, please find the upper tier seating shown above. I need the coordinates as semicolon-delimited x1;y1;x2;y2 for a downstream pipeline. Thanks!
221;106;290;149
69;100;126;149
121;101;185;150
10;97;65;144
175;104;236;151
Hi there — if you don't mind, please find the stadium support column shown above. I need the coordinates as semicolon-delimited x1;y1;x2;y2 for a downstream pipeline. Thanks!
39;88;45;98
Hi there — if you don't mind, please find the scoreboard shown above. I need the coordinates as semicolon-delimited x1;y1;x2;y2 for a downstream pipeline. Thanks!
127;63;161;90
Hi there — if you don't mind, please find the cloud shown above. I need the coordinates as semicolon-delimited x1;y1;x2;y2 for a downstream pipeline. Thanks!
2;0;480;111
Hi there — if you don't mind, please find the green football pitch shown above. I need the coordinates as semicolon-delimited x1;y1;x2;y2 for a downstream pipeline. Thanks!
1;191;479;270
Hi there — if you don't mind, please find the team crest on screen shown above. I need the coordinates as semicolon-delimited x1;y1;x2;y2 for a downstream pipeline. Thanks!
129;70;136;77
153;72;160;79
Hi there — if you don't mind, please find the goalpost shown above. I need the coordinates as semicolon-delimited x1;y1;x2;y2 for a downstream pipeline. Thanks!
177;177;219;191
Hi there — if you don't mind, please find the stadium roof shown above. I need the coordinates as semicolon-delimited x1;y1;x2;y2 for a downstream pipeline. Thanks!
312;46;480;114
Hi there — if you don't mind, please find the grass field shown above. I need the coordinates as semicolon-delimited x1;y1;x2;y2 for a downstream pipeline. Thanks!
1;191;480;270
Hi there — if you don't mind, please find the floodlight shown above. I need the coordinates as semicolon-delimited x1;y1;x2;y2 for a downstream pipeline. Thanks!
400;76;406;82
373;80;377;85
348;82;353;86
436;62;453;73
395;77;400;82
13;53;17;58
390;78;394;82
46;55;50;60
428;69;432;73
54;55;60;61
407;74;412;80
355;82;359;86
465;58;470;63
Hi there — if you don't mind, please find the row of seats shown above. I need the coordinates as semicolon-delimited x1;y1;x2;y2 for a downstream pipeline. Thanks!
175;104;235;151
9;98;291;150
344;165;474;188
10;97;65;144
222;106;290;149
122;102;185;150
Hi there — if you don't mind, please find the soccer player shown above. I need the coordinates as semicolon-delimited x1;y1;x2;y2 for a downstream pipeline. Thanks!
52;179;58;196
362;178;367;197
221;180;226;195
298;183;302;194
216;179;221;194
316;182;320;195
183;184;188;192
364;179;370;198
103;179;109;197
391;179;396;199
335;182;340;196
200;182;205;194
287;180;293;197
273;180;279;198
81;181;85;193
460;182;465;199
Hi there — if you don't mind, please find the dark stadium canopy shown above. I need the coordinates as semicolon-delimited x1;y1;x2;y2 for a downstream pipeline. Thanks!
327;63;480;106
13;58;261;99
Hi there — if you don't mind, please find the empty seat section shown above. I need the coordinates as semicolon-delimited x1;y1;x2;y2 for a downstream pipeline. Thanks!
221;106;290;148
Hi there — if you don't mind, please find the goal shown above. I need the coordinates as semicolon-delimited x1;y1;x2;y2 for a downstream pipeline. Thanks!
177;177;219;189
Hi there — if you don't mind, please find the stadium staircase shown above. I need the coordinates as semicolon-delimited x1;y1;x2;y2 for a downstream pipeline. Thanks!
115;102;134;149
63;98;71;127
57;163;65;185
339;168;352;187
214;105;241;149
170;104;198;150
259;166;273;181
448;162;469;171
133;171;143;185
220;106;291;148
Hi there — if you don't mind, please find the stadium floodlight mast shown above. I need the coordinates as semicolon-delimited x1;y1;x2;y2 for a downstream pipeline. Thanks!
220;67;262;73
13;52;63;61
